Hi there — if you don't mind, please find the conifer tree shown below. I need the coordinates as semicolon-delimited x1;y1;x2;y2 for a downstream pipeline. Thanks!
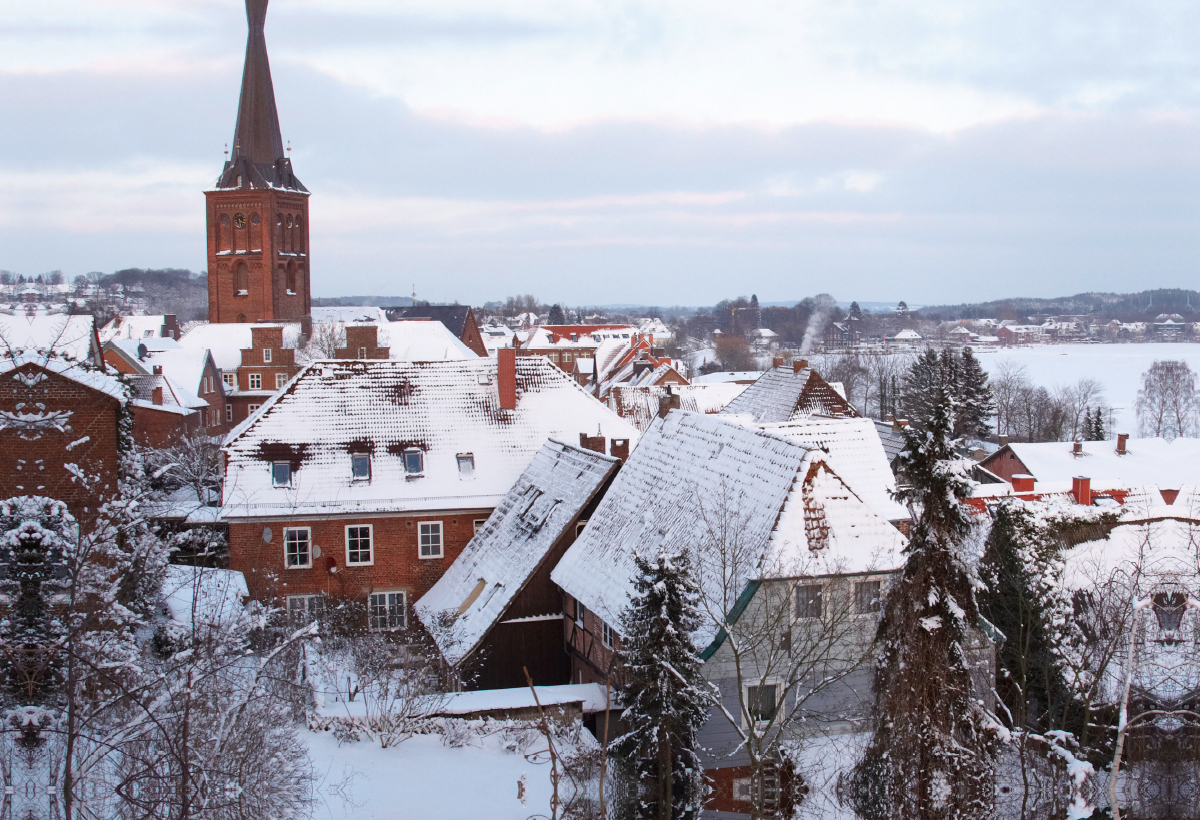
612;550;710;820
852;389;998;820
956;347;996;440
901;348;943;429
547;304;566;325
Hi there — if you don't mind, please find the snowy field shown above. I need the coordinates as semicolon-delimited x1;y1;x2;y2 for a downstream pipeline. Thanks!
973;343;1200;431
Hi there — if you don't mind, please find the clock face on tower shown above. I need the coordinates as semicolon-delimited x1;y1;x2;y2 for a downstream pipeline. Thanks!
233;212;246;229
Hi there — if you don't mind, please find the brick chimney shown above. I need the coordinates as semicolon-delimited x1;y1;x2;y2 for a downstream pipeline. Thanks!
1072;476;1091;505
999;435;1009;447
794;358;808;373
1012;474;1035;492
151;386;163;406
1072;440;1083;456
773;356;784;368
579;432;605;454
884;414;895;423
497;348;517;410
658;387;682;418
152;365;163;375
894;418;909;430
1117;433;1128;455
610;438;630;461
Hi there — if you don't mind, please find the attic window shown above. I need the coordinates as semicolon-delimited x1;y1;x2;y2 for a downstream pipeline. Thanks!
358;347;367;358
352;454;371;481
457;453;475;478
272;462;291;487
263;348;272;363
404;449;424;475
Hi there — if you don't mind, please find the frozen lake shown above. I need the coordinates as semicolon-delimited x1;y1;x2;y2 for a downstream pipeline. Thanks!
973;343;1200;431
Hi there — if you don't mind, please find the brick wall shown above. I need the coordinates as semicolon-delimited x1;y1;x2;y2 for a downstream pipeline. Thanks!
131;404;201;448
562;592;622;685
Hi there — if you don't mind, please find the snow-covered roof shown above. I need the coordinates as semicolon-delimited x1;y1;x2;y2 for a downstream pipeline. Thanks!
607;383;748;431
872;421;906;463
113;341;213;393
179;322;290;371
161;565;249;627
757;416;910;522
221;358;640;518
377;320;476;361
98;314;173;343
0;310;99;364
691;370;759;384
892;329;922;340
311;305;388;324
720;363;852;422
993;438;1200;490
551;411;906;644
436;683;610;716
416;441;619;665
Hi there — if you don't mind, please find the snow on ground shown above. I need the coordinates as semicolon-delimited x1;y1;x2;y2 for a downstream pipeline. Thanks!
308;726;573;820
974;343;1200;430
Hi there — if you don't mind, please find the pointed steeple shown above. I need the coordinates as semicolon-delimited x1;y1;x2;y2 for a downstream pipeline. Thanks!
215;0;306;192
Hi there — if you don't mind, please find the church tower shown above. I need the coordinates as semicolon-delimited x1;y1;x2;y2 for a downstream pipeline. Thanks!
206;0;310;324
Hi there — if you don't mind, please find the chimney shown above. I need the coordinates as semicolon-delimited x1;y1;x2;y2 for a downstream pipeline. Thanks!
884;414;895;423
658;391;682;418
498;347;517;410
1117;433;1128;455
895;418;909;430
773;356;784;368
579;432;605;454
1073;440;1083;456
794;358;808;373
999;435;1009;447
1072;476;1091;505
152;365;163;375
610;438;630;461
1012;474;1035;493
151;387;163;406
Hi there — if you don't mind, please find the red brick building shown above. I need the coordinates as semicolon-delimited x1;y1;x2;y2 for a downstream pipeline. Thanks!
206;0;310;325
220;351;640;629
386;305;488;357
103;338;228;438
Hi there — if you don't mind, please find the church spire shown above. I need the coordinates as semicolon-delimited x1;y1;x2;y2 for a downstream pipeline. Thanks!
215;0;305;192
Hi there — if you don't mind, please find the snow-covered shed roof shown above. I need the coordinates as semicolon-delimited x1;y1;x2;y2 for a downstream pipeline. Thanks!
0;310;100;365
311;305;388;324
221;357;640;518
719;363;854;422
377;320;476;361
436;683;611;716
551;411;906;644
161;566;249;628
757;416;910;522
988;438;1200;491
416;440;620;665
608;383;748;431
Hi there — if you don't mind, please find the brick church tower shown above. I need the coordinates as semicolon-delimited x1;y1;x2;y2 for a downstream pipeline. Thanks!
206;0;311;324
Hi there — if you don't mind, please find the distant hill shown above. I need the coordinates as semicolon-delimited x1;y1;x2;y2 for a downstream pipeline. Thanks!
918;289;1200;322
312;295;415;308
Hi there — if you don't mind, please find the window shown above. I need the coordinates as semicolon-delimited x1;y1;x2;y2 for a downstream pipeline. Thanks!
358;347;367;358
284;528;310;568
601;621;615;648
275;373;288;389
352;454;371;481
223;373;235;388
549;352;560;362
473;518;487;534
248;373;262;390
263;348;272;363
346;525;373;565
248;403;261;414
573;597;587;627
457;453;475;478
418;521;443;558
288;594;323;625
747;683;779;725
369;591;406;631
795;584;823;619
234;262;248;295
563;352;573;363
272;462;291;487
404;449;424;475
854;580;882;615
226;404;233;422
733;779;753;803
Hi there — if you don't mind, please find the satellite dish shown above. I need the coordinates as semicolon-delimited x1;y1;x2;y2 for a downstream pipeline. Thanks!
312;544;322;559
262;527;273;543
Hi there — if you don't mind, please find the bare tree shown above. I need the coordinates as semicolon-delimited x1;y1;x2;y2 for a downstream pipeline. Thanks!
296;321;345;364
1136;360;1199;440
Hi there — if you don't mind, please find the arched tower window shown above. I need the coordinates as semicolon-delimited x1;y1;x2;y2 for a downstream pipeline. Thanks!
295;216;304;254
219;213;231;253
284;214;293;253
286;260;297;294
250;213;261;252
235;262;249;295
276;213;284;251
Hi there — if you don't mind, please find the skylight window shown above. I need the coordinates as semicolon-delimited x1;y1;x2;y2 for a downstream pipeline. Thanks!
404;449;424;475
352;454;371;481
457;453;475;479
272;462;291;487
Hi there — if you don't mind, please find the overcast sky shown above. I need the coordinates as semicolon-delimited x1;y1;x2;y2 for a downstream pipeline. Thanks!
2;0;1198;306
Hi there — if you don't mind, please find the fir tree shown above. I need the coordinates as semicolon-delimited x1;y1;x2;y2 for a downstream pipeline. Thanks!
901;348;943;429
956;347;996;440
749;294;761;329
547;304;566;325
852;389;998;820
612;550;710;820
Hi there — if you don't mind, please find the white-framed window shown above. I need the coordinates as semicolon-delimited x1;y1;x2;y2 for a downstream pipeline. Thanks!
275;372;287;389
563;352;573;363
345;525;373;565
418;521;443;558
733;778;753;803
225;403;233;422
272;462;291;487
854;580;882;615
248;403;261;414
404;449;424;475
352;453;371;481
457;453;475;478
357;347;367;358
222;372;235;388
549;352;560;362
263;348;272;363
745;681;782;727
473;518;487;534
601;621;615;649
284;527;311;568
795;584;823;619
369;591;406;631
573;597;586;627
248;373;262;390
288;594;323;625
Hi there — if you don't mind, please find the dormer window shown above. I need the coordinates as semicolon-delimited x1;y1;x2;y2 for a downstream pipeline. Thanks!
272;462;291;487
263;348;272;363
358;347;367;358
352;454;371;481
404;449;424;475
457;453;475;478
